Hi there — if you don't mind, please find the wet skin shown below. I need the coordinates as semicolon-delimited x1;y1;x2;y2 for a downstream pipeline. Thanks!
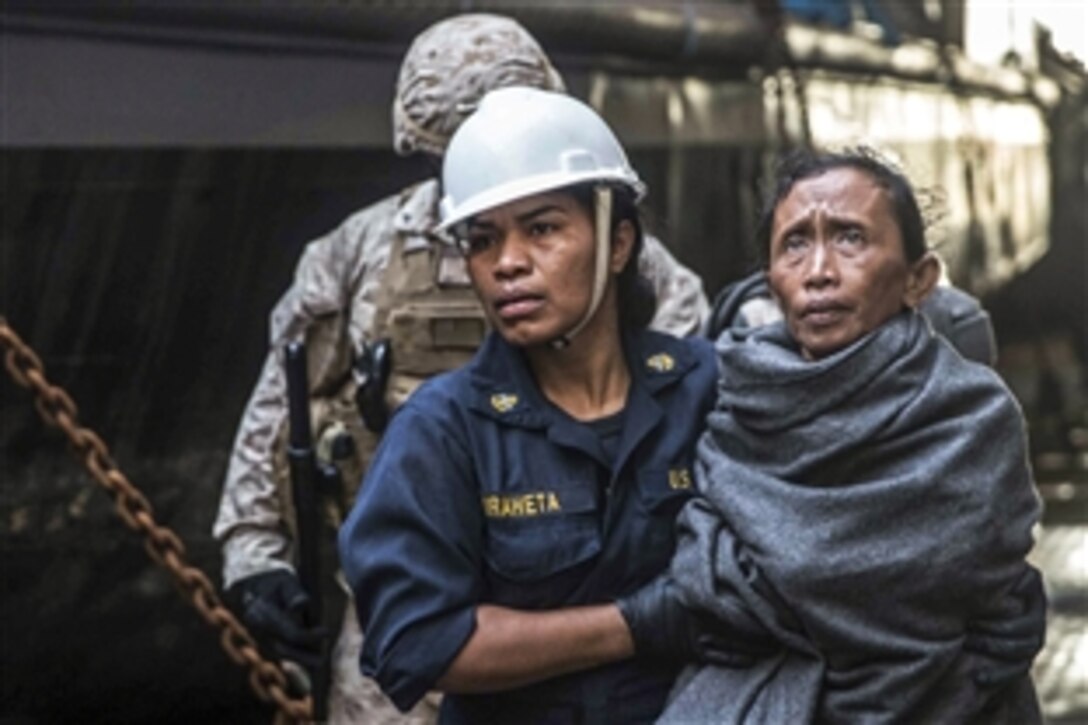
767;167;938;360
461;190;629;349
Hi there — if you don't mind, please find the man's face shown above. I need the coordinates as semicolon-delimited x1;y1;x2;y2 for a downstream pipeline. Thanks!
461;190;597;348
767;167;930;360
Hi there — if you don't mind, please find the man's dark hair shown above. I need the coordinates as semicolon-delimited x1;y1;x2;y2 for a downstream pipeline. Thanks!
570;183;657;329
754;146;928;264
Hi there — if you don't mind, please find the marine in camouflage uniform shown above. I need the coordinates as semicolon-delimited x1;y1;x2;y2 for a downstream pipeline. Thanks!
211;14;709;724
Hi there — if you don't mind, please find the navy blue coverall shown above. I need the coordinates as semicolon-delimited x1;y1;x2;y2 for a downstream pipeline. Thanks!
338;328;717;724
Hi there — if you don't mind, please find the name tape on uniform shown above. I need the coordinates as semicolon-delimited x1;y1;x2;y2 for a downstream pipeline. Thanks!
481;491;562;518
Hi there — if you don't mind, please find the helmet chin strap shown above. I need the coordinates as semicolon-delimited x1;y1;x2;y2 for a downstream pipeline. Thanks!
550;186;613;349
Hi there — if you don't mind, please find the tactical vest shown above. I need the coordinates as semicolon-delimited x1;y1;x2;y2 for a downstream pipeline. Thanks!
371;229;488;410
311;218;489;513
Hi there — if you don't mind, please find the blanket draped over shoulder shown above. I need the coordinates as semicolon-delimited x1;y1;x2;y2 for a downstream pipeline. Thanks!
660;311;1041;725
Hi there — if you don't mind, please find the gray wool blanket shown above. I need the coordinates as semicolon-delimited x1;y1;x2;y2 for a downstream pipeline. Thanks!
660;311;1042;724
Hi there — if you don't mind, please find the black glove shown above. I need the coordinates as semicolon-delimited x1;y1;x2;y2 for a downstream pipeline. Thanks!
616;574;769;668
964;565;1048;688
229;569;327;671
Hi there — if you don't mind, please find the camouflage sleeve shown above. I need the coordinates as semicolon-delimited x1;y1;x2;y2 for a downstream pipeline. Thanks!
212;202;395;588
640;234;710;338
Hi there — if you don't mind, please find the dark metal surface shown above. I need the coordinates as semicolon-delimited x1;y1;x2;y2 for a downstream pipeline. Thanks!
2;1;767;72
3;0;1059;99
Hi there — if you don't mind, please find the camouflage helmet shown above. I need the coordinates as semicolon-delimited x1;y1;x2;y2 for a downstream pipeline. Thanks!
393;13;566;157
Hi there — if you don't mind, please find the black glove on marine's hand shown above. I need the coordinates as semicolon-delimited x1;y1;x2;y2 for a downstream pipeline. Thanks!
230;569;327;670
616;574;766;667
965;565;1048;688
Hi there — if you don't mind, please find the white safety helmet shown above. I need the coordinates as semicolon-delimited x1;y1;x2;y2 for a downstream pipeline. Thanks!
438;86;644;232
439;86;645;347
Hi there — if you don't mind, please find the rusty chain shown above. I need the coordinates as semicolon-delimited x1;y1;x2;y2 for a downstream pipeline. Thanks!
0;316;313;724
